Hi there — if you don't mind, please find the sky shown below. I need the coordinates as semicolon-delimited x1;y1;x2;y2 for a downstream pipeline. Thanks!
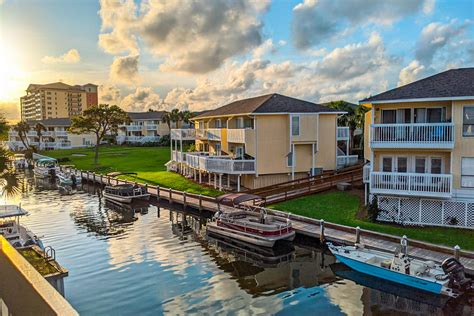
0;0;473;121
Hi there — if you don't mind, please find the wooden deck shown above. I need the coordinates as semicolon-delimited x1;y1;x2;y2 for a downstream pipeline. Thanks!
73;168;474;274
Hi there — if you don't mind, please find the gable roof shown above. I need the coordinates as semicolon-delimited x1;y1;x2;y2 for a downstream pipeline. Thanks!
127;111;165;120
361;68;474;103
194;93;342;119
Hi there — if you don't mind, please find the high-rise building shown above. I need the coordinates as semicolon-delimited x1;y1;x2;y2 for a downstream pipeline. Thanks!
20;82;98;121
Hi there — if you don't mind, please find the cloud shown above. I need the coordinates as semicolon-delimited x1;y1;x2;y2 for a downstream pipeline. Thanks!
398;60;426;86
120;87;166;112
99;84;121;103
291;0;431;49
98;0;268;74
253;39;276;59
415;19;471;66
41;49;81;64
109;55;139;83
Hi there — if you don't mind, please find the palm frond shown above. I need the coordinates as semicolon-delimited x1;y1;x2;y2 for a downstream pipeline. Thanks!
0;171;21;198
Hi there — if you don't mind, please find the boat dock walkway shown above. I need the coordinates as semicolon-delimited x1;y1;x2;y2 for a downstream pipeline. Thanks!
72;168;474;273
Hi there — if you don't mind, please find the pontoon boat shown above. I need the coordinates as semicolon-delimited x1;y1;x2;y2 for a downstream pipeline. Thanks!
0;205;44;249
34;157;59;178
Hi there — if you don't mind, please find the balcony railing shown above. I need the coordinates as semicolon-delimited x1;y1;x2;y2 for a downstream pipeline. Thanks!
171;129;196;140
183;153;255;174
206;129;222;141
370;172;452;198
119;125;142;131
145;124;158;130
336;155;359;169
370;123;454;149
55;131;68;137
337;126;350;140
227;128;254;143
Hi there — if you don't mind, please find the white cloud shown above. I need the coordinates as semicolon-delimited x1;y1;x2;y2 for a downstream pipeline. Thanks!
109;55;140;84
41;49;81;64
423;0;436;14
291;0;432;49
397;60;426;86
99;84;121;104
120;87;165;112
253;39;276;59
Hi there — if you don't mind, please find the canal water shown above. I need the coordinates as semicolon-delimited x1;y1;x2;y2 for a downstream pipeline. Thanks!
5;176;473;315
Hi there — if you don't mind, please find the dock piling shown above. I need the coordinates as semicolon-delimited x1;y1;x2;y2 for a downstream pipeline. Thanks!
355;226;360;244
169;188;173;204
401;235;408;255
156;186;160;202
199;195;203;211
454;245;461;260
320;220;325;243
183;192;187;209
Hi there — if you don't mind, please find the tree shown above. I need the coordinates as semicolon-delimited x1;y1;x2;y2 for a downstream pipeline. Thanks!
170;109;181;127
180;110;194;127
162;112;172;130
69;104;130;165
328;101;368;154
13;121;31;150
0;113;8;141
34;122;47;150
0;147;20;198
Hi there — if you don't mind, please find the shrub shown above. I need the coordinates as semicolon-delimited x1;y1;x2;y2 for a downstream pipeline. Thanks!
367;195;381;222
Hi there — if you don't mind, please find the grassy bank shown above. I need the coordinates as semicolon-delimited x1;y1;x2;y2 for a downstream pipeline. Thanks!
43;146;222;196
270;191;474;250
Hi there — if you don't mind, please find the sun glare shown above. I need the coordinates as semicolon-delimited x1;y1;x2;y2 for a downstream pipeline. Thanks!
0;43;25;101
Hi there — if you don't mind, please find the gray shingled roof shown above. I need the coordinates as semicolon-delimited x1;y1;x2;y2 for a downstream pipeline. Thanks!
195;93;341;119
27;118;71;126
127;111;165;120
361;68;474;103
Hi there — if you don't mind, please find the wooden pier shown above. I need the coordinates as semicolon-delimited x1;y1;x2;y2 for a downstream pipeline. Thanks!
69;167;474;273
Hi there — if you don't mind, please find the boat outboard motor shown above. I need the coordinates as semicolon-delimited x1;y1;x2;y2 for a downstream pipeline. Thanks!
71;174;77;185
442;257;474;294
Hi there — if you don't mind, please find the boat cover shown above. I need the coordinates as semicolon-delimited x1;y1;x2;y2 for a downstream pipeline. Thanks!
216;193;263;206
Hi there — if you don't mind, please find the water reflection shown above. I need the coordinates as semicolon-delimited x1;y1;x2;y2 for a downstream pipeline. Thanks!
2;176;472;315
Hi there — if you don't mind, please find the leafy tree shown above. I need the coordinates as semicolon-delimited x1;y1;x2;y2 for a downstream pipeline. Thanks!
0;147;20;198
69;104;130;165
33;122;47;150
170;109;181;127
13;121;31;150
162;112;172;130
180;110;194;127
328;101;368;153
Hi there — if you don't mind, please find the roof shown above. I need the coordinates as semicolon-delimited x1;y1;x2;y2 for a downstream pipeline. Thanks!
27;118;71;126
194;93;342;119
27;82;84;92
361;68;474;103
0;205;28;218
127;111;165;120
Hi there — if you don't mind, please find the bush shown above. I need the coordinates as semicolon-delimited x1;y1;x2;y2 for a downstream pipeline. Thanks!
367;195;381;222
158;135;170;146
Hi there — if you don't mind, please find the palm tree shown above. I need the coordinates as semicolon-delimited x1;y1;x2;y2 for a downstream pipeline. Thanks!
34;122;47;150
170;109;181;128
180;110;194;127
328;101;368;154
13;121;31;150
162;112;172;130
0;148;20;198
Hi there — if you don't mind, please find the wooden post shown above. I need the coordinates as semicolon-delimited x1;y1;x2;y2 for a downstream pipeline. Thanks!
144;183;148;193
355;226;360;244
199;195;203;211
92;173;96;182
183;192;187;209
454;245;460;260
100;174;103;184
86;171;90;182
107;176;111;185
320;220;325;243
401;235;408;255
169;188;173;204
156;186;160;202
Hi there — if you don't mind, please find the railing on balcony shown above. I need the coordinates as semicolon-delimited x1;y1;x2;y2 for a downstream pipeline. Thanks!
184;153;255;174
337;126;350;140
227;129;246;143
370;172;452;198
171;129;196;140
145;124;158;130
54;131;68;137
119;125;142;131
206;129;222;141
336;155;359;169
370;123;454;148
41;131;53;137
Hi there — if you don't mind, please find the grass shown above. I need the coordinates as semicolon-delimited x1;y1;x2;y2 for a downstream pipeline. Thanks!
43;146;222;196
270;191;474;251
17;248;59;276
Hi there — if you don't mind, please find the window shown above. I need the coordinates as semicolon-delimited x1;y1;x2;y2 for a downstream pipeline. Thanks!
236;147;244;159
215;119;222;128
236;118;244;129
461;158;474;188
382;157;392;172
215;143;221;155
287;152;293;167
415;157;426;173
463;106;474;136
427;108;443;123
382;110;396;124
291;116;300;136
397;157;408;173
431;158;442;174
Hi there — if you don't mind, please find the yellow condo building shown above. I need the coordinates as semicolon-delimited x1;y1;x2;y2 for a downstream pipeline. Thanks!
361;67;474;229
170;93;358;191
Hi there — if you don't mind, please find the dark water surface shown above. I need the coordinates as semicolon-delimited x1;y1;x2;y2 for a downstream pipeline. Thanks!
7;176;473;315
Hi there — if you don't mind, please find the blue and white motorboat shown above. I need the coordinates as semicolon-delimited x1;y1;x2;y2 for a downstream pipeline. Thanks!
327;241;473;299
56;171;82;186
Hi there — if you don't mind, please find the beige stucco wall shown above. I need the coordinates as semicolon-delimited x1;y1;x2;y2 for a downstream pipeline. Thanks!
68;134;97;147
451;100;474;189
292;114;318;143
315;114;337;170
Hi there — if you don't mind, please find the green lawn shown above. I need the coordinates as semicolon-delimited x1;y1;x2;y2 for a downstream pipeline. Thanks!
270;191;474;250
43;146;222;196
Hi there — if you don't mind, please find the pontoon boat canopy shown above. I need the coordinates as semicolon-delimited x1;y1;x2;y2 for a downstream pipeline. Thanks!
107;172;138;177
0;205;28;218
216;193;264;206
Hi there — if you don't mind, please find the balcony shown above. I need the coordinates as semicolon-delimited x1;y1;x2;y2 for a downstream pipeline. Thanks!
145;124;158;130
227;128;255;143
184;153;255;174
171;129;196;140
206;128;222;141
119;125;142;132
337;126;350;141
370;172;452;198
370;123;454;149
54;131;68;137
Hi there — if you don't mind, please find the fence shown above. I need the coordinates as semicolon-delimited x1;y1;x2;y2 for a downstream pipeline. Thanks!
375;195;474;229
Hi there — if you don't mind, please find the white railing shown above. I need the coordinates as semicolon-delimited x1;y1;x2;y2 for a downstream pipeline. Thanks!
370;123;454;148
336;155;359;168
123;136;160;143
363;164;370;183
171;129;196;140
227;129;246;143
41;131;53;137
172;150;186;163
26;131;37;137
370;172;452;198
206;128;222;141
145;124;157;130
55;131;68;137
119;125;142;131
184;153;255;174
337;126;350;140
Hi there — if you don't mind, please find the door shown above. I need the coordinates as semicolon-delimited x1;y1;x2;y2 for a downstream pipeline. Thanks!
215;143;221;156
427;108;443;123
382;110;396;124
395;157;408;190
236;147;244;159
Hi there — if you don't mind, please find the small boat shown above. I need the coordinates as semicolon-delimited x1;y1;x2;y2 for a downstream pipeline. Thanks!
13;154;28;170
56;171;82;186
327;241;474;299
207;193;294;248
0;205;44;249
34;157;59;178
103;184;150;203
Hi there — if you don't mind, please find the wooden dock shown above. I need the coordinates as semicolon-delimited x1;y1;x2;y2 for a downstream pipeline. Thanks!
71;167;474;273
